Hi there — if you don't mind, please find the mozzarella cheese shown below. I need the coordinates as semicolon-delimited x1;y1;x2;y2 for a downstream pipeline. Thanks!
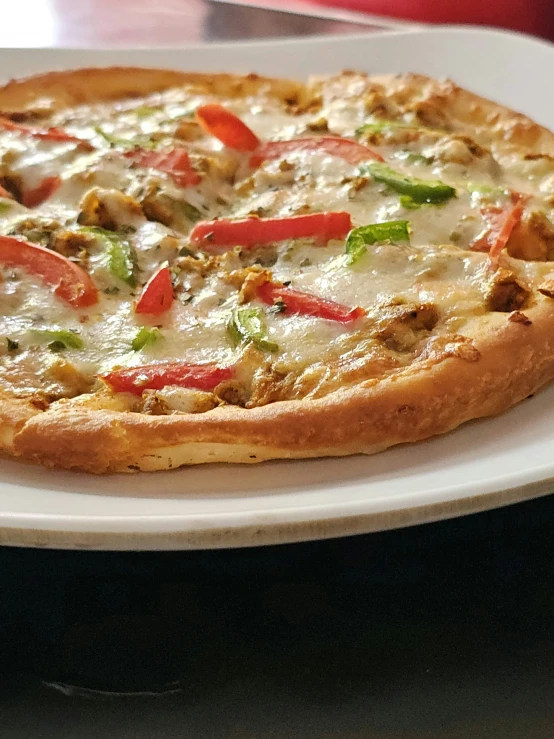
0;74;553;404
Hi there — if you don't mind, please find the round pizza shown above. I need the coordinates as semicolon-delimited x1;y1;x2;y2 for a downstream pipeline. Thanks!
0;67;553;473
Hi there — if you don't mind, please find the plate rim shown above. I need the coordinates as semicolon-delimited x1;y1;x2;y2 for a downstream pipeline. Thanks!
2;473;554;550
1;26;553;549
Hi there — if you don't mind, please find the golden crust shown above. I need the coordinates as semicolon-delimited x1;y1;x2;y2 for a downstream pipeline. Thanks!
363;73;554;155
0;66;303;112
1;67;554;472
4;297;554;472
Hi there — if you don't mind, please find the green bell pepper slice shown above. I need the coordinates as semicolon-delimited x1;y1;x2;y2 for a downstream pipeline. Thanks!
131;327;161;351
80;226;137;287
227;307;278;353
361;162;456;204
32;329;84;350
345;220;410;265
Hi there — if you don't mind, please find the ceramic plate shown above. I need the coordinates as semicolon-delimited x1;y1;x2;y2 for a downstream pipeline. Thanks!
1;27;554;549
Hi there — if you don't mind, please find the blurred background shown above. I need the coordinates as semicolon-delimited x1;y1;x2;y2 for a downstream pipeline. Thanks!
251;0;554;40
1;0;552;48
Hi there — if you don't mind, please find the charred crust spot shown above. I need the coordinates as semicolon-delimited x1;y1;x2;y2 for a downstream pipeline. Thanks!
29;397;50;411
538;280;554;299
422;335;481;363
409;99;448;128
508;310;532;325
397;404;415;414
448;341;480;363
484;269;529;313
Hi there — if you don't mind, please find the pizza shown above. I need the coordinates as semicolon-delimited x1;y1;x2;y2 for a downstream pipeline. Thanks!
0;67;553;473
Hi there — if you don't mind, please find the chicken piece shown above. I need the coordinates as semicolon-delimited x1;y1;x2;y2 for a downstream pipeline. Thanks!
507;211;554;261
78;187;143;230
42;358;91;399
375;302;439;352
484;268;529;312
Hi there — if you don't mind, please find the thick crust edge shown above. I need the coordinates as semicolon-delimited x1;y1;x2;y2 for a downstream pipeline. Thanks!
5;298;554;472
0;66;304;112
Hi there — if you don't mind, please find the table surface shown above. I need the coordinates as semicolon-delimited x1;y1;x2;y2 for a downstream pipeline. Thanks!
3;495;554;738
2;0;382;48
2;2;554;737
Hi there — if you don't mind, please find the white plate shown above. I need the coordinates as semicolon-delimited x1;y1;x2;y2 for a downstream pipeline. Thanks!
1;27;554;550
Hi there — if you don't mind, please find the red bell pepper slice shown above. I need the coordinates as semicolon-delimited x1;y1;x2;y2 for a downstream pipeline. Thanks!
0;235;98;308
471;192;528;266
250;136;384;168
21;175;62;208
0;118;93;150
190;211;352;249
135;264;174;316
258;281;365;324
124;147;201;187
195;104;260;152
102;362;234;395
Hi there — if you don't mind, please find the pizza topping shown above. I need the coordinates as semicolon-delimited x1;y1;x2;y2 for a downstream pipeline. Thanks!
21;175;61;208
503;210;554;262
0;235;98;308
102;362;234;395
374;302;439;352
483;268;529;312
141;189;202;231
227;306;278;353
357;120;422;136
360;163;456;205
471;193;527;267
31;329;84;350
1;71;553;411
135;264;174;315
141;386;218;415
77;188;144;231
124;147;201;188
250;136;384;168
357;119;440;148
131;326;162;351
257;281;365;324
345;220;410;265
0;118;93;150
190;212;352;248
196;104;261;152
80;227;136;287
94;125;156;151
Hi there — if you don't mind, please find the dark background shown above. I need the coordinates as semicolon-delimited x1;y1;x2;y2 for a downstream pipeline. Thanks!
2;495;554;737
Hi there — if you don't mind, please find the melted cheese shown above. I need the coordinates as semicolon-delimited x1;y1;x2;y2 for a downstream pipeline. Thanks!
0;75;553;402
